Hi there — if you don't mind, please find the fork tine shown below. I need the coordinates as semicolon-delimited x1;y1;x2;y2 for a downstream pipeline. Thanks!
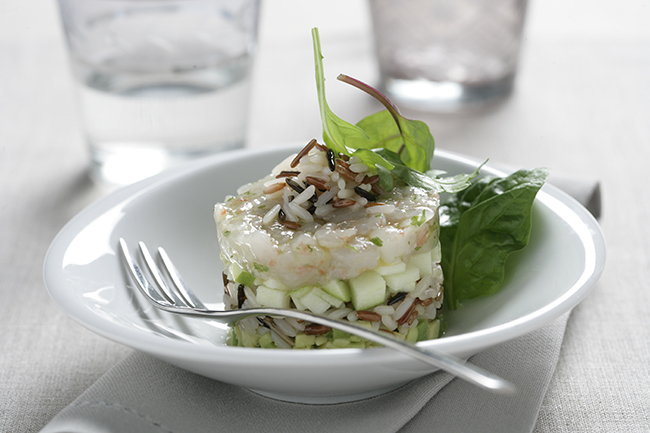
158;246;207;310
118;238;168;305
138;242;188;307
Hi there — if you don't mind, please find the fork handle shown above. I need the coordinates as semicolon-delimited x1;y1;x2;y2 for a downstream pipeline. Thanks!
154;304;515;394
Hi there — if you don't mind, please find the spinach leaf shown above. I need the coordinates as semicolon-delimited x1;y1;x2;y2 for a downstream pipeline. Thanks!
311;28;393;171
338;75;434;173
439;168;549;310
311;27;481;194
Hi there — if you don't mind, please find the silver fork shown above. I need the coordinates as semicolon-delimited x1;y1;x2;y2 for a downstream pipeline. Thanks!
118;238;515;394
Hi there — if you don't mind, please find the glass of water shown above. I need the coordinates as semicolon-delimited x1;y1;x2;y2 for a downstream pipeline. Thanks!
369;0;528;113
57;0;260;186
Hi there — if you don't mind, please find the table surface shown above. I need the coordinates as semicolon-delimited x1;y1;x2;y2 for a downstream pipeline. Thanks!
2;0;649;431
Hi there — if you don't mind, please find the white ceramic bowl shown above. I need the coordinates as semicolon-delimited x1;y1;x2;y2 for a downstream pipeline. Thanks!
44;145;606;402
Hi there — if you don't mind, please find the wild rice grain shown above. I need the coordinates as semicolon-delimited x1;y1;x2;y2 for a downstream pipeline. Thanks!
276;170;301;178
332;198;356;208
305;175;330;191
397;301;418;326
304;324;332;335
387;291;407;306
356;310;381;322
237;284;246;308
354;186;377;202
291;138;318;168
280;220;301;230
335;161;357;182
362;175;380;184
326;148;336;171
285;178;305;194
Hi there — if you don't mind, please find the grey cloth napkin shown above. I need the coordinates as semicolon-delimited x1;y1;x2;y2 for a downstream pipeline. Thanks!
40;179;600;433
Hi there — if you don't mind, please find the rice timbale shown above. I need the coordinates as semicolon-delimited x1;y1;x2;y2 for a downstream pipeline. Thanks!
214;140;445;349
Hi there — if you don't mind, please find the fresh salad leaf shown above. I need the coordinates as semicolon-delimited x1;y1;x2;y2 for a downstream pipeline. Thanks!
439;168;549;310
311;28;393;171
337;74;434;173
311;27;479;194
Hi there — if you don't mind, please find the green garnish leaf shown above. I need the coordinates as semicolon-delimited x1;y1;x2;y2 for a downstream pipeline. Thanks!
338;75;434;173
374;164;392;192
370;237;383;246
235;271;255;287
439;168;549;310
312;28;370;157
410;210;427;227
253;262;270;273
311;27;479;194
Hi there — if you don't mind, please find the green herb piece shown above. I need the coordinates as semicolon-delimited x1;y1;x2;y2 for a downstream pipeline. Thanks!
338;75;434;173
224;230;231;237
312;28;391;169
235;271;255;287
439;168;549;310
370;237;383;246
410;210;427;227
253;262;270;273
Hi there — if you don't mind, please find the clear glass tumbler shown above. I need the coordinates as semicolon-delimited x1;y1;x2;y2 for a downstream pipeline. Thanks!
57;0;260;186
369;0;528;112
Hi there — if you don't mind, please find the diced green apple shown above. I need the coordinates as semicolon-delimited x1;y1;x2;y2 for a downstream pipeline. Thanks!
409;251;433;277
314;287;345;309
294;334;316;349
256;285;291;309
321;279;351;302
258;332;276;348
406;324;419;343
375;262;407;276
383;263;420;293
348;270;386;311
290;286;339;314
427;319;441;340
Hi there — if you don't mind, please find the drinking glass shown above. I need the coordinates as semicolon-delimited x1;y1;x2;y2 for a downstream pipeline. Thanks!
57;0;260;185
369;0;528;112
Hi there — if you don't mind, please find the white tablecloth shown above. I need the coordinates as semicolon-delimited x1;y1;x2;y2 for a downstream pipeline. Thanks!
1;0;649;431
